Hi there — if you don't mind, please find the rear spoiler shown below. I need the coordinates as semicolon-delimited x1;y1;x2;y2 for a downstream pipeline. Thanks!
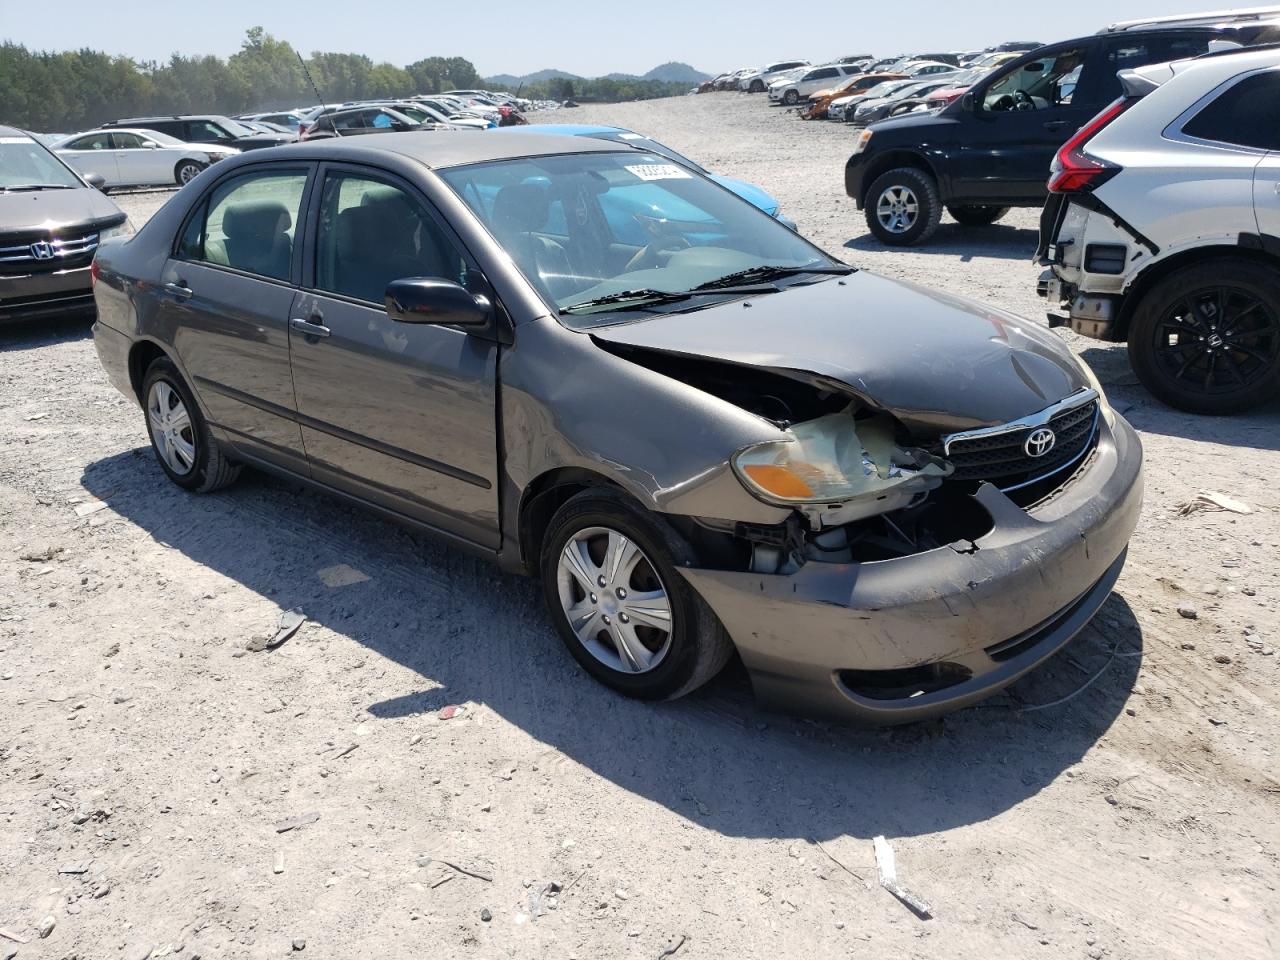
1118;68;1165;97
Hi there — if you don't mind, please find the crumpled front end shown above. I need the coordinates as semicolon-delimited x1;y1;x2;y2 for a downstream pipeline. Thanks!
679;409;1142;724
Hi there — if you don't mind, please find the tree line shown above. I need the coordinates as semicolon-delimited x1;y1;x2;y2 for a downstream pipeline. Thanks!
0;28;691;133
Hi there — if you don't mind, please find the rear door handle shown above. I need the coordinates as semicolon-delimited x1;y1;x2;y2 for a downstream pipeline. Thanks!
1043;120;1071;132
163;281;192;298
290;317;331;338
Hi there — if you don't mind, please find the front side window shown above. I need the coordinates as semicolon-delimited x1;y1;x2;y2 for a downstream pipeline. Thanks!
314;172;469;304
112;133;145;149
180;170;308;281
1182;71;1280;151
440;151;835;321
982;47;1088;111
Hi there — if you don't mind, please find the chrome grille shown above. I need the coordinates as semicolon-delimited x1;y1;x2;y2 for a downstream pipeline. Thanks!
942;391;1100;492
0;230;100;273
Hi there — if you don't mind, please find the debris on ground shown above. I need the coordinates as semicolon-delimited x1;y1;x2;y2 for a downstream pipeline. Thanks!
274;851;285;875
0;928;28;944
657;934;689;959
274;812;321;833
1177;490;1253;516
246;609;306;652
36;916;54;938
292;938;306;951
872;836;932;919
424;857;493;882
528;879;562;917
480;908;492;922
18;544;63;562
439;704;462;720
316;563;371;588
72;499;110;518
1177;604;1199;620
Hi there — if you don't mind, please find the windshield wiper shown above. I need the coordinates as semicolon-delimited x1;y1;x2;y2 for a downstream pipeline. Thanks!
1;184;75;193
692;263;854;291
560;284;781;316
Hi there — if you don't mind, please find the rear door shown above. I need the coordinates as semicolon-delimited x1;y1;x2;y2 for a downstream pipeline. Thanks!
57;133;120;185
288;163;501;547
160;164;314;473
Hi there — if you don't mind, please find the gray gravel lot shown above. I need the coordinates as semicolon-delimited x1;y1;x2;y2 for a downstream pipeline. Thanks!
0;93;1277;960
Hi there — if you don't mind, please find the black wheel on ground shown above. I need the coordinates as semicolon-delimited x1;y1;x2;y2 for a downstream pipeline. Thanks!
947;204;1010;226
749;79;765;93
783;89;799;105
141;357;242;492
1127;257;1280;415
540;488;733;701
175;160;203;186
864;167;942;246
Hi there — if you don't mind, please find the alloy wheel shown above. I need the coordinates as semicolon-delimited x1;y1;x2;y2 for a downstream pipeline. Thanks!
178;163;201;184
147;380;196;475
1153;287;1279;395
876;185;919;234
556;526;673;674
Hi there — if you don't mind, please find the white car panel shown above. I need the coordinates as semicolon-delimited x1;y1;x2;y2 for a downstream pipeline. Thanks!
1257;152;1280;237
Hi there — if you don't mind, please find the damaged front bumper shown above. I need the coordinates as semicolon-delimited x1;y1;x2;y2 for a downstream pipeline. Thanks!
679;414;1143;724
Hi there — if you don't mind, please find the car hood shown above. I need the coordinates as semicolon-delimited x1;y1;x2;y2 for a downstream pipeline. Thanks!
708;175;778;216
0;186;124;232
588;270;1089;436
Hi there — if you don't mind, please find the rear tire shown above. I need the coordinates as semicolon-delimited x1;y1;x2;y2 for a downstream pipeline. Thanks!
175;160;203;186
1127;258;1280;415
947;204;1010;226
749;79;765;93
141;358;241;492
864;167;942;246
540;488;733;701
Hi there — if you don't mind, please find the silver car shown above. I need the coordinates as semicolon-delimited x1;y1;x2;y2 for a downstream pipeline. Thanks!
91;132;1142;724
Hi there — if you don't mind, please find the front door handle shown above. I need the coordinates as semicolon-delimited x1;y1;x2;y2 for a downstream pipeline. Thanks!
290;317;331;338
163;281;192;298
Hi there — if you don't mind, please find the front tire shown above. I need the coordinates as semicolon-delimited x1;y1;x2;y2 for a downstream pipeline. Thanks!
947;204;1010;227
783;89;799;105
540;489;733;701
1128;258;1280;415
864;167;942;246
175;160;203;186
141;358;241;492
749;79;765;93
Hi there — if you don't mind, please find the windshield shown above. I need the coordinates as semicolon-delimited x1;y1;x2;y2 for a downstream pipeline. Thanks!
0;135;82;189
440;151;838;322
218;117;255;137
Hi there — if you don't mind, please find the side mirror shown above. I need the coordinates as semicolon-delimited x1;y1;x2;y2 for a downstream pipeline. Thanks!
386;277;489;327
83;172;107;191
142;141;159;149
960;91;976;112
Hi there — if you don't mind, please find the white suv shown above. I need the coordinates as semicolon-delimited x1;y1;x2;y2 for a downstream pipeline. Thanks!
769;64;863;105
738;60;810;93
1038;45;1280;414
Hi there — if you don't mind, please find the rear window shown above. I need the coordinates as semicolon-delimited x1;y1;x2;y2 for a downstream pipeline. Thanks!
1182;71;1280;151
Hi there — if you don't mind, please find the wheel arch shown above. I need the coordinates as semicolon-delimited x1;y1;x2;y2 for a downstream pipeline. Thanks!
517;467;625;575
1116;244;1280;342
857;150;939;208
127;338;175;402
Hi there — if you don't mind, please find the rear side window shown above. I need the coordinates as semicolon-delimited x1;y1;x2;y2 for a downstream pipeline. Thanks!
66;133;113;150
1093;36;1214;102
185;121;228;143
179;170;308;282
1182;71;1280;151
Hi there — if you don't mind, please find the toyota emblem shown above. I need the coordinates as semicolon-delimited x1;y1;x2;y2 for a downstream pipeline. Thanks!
1025;428;1056;458
29;240;54;260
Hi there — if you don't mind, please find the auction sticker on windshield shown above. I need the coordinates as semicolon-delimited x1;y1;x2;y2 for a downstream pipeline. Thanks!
626;163;692;181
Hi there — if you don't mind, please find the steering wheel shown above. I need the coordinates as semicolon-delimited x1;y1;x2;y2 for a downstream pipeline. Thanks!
1011;90;1036;111
624;214;691;271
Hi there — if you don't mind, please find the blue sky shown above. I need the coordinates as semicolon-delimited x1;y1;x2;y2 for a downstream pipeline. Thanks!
3;1;1240;76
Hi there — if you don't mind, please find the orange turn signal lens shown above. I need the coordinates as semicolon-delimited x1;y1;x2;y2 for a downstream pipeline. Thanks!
740;464;815;500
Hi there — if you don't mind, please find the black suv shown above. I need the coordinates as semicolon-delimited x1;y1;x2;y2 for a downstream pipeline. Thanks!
102;116;292;151
844;20;1280;245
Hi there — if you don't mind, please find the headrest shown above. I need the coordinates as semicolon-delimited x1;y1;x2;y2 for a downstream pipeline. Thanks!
334;205;385;256
222;200;291;241
492;183;550;234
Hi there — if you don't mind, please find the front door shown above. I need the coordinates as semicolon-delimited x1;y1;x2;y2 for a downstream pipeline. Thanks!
108;132;163;186
952;44;1093;203
288;164;501;548
58;132;120;185
160;164;313;473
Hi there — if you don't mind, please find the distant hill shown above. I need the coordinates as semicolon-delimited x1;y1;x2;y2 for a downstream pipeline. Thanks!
485;62;708;88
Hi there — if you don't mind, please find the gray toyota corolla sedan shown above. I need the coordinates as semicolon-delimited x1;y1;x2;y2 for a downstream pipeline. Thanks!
91;132;1143;724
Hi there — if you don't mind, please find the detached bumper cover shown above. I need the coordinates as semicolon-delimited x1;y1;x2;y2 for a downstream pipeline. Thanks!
679;414;1143;723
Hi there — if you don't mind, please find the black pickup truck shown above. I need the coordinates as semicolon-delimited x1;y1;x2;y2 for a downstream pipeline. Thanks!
844;21;1279;246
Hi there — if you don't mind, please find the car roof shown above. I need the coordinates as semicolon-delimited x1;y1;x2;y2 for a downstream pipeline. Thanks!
266;130;632;169
501;123;626;136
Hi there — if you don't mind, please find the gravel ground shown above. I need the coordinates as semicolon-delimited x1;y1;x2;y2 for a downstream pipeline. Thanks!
1;93;1278;960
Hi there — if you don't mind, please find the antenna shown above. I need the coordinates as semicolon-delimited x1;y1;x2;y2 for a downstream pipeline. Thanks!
297;51;328;108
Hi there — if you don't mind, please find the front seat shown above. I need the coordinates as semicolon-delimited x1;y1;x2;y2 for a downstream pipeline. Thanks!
490;183;576;300
331;200;424;303
221;200;293;280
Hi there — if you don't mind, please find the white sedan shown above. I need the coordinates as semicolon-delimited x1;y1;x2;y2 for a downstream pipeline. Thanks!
55;128;239;189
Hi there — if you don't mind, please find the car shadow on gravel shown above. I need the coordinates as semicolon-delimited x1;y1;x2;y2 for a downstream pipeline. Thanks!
83;448;1142;842
1078;345;1280;451
0;315;93;351
843;223;1038;262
